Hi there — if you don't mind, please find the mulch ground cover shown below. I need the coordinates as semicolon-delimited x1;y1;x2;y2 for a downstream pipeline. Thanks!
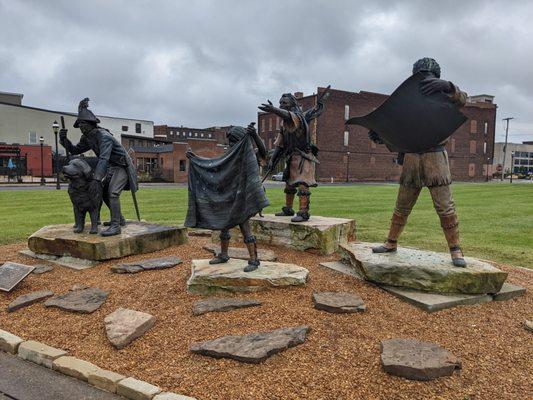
0;237;531;400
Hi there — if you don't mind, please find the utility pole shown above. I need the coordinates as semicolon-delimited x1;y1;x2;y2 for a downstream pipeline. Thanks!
501;117;514;181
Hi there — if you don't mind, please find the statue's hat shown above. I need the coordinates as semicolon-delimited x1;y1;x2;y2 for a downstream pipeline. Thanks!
73;98;100;128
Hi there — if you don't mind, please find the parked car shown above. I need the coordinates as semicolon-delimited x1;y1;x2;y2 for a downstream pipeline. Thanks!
271;172;284;181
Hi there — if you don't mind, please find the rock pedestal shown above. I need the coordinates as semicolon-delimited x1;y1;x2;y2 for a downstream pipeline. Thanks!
340;242;507;294
212;214;356;255
187;259;308;295
28;222;188;261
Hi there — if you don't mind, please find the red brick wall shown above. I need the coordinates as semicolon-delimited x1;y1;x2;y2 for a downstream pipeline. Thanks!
19;144;53;176
259;87;496;183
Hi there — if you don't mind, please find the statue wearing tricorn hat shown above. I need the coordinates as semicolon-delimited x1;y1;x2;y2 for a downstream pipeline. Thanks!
60;98;139;236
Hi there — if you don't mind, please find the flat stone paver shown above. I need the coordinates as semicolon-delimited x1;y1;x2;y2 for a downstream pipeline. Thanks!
318;261;364;280
117;377;161;400
19;249;99;270
45;287;109;314
18;340;68;369
381;286;493;312
313;291;366;313
0;329;23;354
52;356;100;381
111;256;182;274
340;242;507;294
187;259;308;295
32;264;54;274
28;222;187;261
7;290;54;312
192;298;261;316
492;282;526;301
105;308;156;349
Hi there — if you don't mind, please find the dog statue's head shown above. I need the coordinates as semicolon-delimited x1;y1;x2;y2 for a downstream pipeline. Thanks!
62;158;93;181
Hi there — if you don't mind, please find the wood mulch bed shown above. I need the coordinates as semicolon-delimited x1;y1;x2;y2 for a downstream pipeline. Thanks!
0;238;531;400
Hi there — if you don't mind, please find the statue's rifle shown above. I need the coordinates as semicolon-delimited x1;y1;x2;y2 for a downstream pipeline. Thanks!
60;116;69;161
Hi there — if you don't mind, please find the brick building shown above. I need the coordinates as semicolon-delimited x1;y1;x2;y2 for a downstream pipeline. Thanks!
154;125;231;145
258;87;497;182
0;143;53;179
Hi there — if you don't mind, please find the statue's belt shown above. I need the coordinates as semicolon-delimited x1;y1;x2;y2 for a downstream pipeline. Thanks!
288;148;320;164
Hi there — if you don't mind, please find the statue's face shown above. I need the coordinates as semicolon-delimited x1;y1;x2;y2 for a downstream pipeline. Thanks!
78;121;95;134
279;96;293;111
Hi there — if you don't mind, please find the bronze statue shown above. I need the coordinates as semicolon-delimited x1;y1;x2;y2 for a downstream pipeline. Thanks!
259;87;329;222
365;58;468;267
185;123;268;272
59;98;138;236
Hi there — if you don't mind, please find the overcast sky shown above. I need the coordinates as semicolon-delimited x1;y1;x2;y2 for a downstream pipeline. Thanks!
1;0;532;142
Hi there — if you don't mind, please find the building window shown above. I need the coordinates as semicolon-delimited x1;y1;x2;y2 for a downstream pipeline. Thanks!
343;131;349;147
122;126;128;132
261;118;265;132
469;140;476;154
276;118;280;130
194;132;198;137
129;139;135;147
269;118;273;131
370;156;376;165
470;120;477;134
450;138;456;153
344;105;350;120
201;133;204;138
188;132;192;137
179;160;186;171
483;142;487;154
208;133;212;138
135;123;141;134
29;132;37;144
484;122;488;135
468;163;475;177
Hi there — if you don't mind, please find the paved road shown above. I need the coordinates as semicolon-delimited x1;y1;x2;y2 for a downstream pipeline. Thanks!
0;352;121;400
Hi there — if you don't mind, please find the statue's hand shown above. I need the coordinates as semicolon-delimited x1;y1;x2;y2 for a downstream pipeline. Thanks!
246;122;257;136
420;77;452;95
59;128;68;142
258;100;275;113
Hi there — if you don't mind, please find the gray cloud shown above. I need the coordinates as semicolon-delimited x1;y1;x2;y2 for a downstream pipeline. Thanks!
0;0;531;141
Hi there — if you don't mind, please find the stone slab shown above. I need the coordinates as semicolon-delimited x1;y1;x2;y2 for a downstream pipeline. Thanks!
213;214;356;255
52;356;100;382
154;393;197;400
492;282;526;301
28;221;188;261
525;320;533;332
380;338;461;381
203;243;277;261
0;329;23;354
7;290;54;312
187;259;308;295
104;308;156;349
88;368;126;393
190;326;309;364
318;261;364;280
340;242;507;294
18;340;68;368
111;256;182;274
381;285;493;312
192;298;261;316
45;287;109;314
31;264;54;274
117;377;161;400
20;249;99;270
313;291;366;313
0;262;34;292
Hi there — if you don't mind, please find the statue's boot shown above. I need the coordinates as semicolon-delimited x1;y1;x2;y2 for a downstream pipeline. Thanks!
103;215;126;227
372;213;407;253
243;236;260;272
209;238;230;264
440;214;467;268
101;197;122;237
291;190;310;222
275;188;296;216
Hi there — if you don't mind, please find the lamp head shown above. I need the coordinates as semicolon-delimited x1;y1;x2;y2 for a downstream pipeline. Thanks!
52;121;59;134
39;136;44;144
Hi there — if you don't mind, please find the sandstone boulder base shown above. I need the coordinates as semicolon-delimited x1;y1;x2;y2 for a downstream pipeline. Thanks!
190;326;309;364
44;287;108;313
105;308;156;349
187;259;309;295
203;243;277;261
313;291;366;313
213;214;356;255
28;222;188;261
111;256;183;274
340;242;507;294
7;290;54;312
192;298;261;316
380;339;461;381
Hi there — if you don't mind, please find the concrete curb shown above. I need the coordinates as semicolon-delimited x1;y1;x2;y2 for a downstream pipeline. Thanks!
0;330;196;400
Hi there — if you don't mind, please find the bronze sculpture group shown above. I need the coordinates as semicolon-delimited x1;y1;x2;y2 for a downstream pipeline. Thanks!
61;57;469;270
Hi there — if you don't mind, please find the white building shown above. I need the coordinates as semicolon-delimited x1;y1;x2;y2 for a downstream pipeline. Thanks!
493;142;533;174
0;91;153;155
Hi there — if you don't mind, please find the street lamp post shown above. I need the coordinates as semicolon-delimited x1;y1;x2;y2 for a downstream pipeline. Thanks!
510;151;515;184
346;152;350;182
39;136;45;186
52;121;60;190
486;157;490;182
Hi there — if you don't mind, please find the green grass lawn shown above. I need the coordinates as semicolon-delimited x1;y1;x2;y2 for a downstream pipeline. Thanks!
1;183;531;268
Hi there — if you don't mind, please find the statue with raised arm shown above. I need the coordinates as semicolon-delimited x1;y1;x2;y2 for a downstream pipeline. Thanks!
259;87;329;222
59;98;138;237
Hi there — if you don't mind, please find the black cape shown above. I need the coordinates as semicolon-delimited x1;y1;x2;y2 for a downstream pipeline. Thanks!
184;136;269;230
345;72;467;153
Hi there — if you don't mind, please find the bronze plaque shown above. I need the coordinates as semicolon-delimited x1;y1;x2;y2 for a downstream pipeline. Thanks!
0;262;34;292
